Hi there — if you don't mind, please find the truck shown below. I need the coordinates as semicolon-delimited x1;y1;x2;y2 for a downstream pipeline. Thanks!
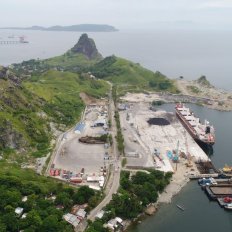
70;177;82;183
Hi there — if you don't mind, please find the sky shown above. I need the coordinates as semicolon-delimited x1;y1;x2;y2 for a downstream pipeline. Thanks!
1;0;232;29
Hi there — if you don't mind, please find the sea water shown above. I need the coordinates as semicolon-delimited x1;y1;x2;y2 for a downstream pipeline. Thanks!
0;29;232;90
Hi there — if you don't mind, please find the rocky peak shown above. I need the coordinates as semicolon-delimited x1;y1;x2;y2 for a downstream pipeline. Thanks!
71;33;102;60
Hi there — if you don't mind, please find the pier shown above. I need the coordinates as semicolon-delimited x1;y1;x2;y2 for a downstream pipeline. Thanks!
205;185;232;200
0;36;29;45
0;40;21;44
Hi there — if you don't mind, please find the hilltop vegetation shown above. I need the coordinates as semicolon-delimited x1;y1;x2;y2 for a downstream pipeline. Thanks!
13;34;103;74
91;56;178;94
24;70;109;126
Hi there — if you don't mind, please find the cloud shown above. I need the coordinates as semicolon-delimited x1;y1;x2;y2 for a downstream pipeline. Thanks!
200;0;232;8
0;0;232;29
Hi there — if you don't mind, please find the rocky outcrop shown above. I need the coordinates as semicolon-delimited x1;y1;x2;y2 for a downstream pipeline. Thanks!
0;120;27;150
0;66;21;86
71;33;102;60
197;76;212;87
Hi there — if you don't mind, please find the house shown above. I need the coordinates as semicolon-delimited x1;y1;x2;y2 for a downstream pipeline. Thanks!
21;213;27;219
107;218;118;230
15;207;24;217
76;208;86;220
63;213;80;228
22;196;28;202
96;210;105;219
106;217;123;231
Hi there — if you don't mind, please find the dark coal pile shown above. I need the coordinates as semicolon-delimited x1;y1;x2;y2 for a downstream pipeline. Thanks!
147;118;170;126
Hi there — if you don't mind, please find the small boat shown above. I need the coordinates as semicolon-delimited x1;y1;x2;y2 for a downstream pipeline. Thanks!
176;204;185;211
224;203;232;210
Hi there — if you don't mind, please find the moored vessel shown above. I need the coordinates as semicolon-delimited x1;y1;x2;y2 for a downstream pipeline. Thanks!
175;103;215;146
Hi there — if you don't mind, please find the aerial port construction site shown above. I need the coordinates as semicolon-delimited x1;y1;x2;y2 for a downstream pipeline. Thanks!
45;89;232;231
48;99;111;191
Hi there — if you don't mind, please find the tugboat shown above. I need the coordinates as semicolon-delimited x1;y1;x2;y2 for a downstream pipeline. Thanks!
175;103;215;146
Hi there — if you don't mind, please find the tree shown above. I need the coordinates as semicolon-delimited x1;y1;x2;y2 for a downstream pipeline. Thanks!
26;210;42;228
40;215;59;232
2;212;19;232
0;221;6;232
55;193;72;208
73;186;95;204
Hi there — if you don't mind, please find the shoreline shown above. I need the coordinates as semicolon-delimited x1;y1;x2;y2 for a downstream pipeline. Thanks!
123;155;202;231
121;92;232;112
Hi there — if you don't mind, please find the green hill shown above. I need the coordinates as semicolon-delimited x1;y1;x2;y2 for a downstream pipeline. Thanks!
13;34;103;74
91;55;178;94
0;67;51;161
24;70;109;126
0;67;109;160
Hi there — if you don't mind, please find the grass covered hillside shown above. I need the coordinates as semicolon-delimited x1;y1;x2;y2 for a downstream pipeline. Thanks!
24;70;109;126
91;55;178;94
44;51;99;71
45;34;102;71
0;67;109;160
0;67;51;161
13;34;103;75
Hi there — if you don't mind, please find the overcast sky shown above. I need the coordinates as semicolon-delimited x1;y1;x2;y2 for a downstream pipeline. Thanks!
1;0;232;29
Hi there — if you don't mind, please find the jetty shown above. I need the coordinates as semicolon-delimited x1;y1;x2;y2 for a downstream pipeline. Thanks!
0;36;29;44
205;185;232;200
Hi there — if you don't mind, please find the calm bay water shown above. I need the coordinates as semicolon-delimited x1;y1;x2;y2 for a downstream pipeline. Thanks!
1;29;232;90
129;104;232;232
1;29;232;231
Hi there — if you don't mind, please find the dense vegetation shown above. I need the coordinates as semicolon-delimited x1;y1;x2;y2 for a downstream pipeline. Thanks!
0;161;100;232
105;170;172;219
114;111;124;154
91;56;178;94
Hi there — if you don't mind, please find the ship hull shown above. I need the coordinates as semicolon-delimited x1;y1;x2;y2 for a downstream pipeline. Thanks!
176;110;214;147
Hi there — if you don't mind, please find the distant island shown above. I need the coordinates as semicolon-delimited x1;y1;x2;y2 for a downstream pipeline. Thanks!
2;24;118;32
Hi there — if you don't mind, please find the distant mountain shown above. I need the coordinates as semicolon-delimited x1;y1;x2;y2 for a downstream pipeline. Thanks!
2;24;118;32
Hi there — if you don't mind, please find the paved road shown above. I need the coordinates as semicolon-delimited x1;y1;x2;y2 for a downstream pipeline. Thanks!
45;107;87;176
88;84;121;221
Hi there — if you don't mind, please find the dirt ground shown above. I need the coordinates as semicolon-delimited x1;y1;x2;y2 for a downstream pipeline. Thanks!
175;79;232;111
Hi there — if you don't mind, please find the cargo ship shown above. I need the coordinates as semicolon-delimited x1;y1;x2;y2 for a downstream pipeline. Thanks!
175;103;215;146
